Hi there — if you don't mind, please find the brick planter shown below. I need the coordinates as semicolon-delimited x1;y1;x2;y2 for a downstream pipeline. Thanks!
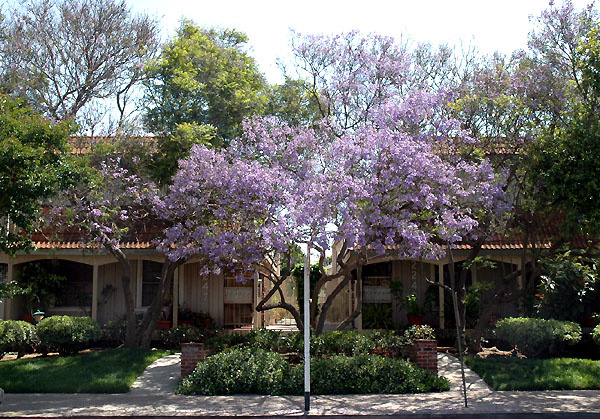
409;339;438;375
181;343;208;378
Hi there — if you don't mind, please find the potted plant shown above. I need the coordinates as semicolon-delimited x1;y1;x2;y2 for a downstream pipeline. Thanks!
178;307;195;327
404;294;426;325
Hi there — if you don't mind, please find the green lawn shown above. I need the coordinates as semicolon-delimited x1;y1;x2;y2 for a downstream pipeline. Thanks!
466;356;600;391
0;348;169;393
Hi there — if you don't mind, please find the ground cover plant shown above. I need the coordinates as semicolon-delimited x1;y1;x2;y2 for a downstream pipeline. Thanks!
465;357;600;391
0;348;169;393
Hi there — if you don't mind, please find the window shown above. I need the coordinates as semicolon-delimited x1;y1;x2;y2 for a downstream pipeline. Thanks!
53;261;92;307
224;272;254;327
363;262;392;286
142;260;163;307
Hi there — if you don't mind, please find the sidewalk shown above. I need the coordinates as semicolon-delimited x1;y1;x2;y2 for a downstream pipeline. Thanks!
1;353;600;417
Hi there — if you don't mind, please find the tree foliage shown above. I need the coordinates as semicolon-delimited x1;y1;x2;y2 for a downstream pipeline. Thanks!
144;22;268;143
0;95;74;254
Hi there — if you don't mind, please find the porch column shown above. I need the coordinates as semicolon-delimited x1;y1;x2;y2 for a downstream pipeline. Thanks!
515;258;523;290
136;260;143;308
516;258;524;315
253;271;262;329
91;264;99;320
356;275;362;333
178;265;185;306
438;263;445;329
173;266;179;327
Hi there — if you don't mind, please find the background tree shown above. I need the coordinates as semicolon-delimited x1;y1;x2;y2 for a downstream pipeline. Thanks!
0;95;74;254
51;159;184;348
0;0;159;132
529;3;600;235
144;22;268;144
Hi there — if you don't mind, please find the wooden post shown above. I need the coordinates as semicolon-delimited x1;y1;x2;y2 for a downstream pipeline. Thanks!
136;260;143;308
91;264;99;320
178;264;185;306
173;266;179;327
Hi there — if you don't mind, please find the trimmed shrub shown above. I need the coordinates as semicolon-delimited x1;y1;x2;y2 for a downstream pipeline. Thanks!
0;320;38;358
177;348;296;395
177;348;449;395
310;354;450;394
311;330;371;357
365;330;410;358
206;329;302;354
159;326;209;350
205;329;411;358
592;324;600;346
494;317;581;358
37;315;100;356
204;331;254;353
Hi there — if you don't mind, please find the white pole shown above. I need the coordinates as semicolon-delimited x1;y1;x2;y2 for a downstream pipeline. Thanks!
304;244;311;412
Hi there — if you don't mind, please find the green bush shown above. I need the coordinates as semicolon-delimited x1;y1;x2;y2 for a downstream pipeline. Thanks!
177;348;297;395
99;319;127;347
204;331;254;353
0;320;38;358
311;330;371;357
177;348;449;395
37;315;100;356
494;317;581;358
310;354;450;394
592;324;600;346
206;329;302;354
206;329;412;359
159;326;210;350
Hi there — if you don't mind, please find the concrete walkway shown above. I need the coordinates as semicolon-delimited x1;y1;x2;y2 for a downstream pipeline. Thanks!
1;352;600;417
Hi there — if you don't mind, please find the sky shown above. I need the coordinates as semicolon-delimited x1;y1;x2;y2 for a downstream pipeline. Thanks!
128;0;595;83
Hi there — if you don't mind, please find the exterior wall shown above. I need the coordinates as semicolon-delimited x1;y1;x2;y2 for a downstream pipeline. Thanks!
182;262;224;327
477;259;520;319
97;261;138;325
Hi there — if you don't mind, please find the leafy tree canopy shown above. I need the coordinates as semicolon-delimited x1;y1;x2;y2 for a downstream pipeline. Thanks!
0;95;75;254
144;22;268;144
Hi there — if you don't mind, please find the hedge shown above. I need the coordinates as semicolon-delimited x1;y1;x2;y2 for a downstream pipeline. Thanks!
494;317;581;358
177;347;449;395
0;320;37;358
37;315;100;356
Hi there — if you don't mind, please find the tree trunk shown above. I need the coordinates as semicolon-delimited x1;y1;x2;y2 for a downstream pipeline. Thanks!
110;247;137;349
138;260;180;348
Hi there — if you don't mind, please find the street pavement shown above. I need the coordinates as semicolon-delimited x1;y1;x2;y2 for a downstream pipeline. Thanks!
1;353;599;417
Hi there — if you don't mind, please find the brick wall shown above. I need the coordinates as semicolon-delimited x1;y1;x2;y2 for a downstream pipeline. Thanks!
181;343;209;378
409;339;437;375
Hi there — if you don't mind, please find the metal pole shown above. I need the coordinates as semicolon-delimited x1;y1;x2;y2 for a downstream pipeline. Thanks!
304;244;311;412
453;291;468;408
